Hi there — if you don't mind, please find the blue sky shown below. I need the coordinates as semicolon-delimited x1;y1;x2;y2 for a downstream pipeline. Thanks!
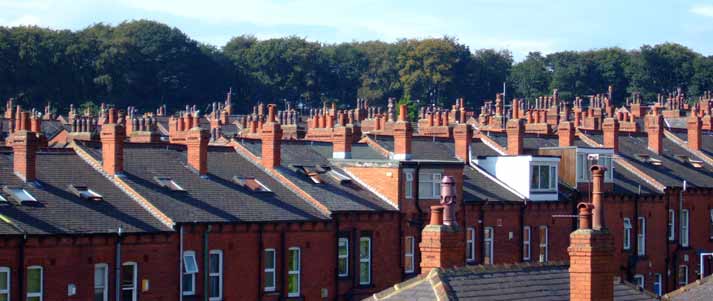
1;0;713;60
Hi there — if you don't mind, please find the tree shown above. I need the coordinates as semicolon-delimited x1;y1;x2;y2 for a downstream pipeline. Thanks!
509;52;550;100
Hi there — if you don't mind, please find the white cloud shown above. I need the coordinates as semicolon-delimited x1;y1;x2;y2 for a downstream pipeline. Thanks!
691;4;713;17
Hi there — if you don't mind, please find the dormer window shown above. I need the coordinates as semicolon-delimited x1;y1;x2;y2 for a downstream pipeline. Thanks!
233;176;271;192
154;177;185;191
576;153;613;182
68;185;103;201
292;165;324;184
2;186;37;205
531;164;556;192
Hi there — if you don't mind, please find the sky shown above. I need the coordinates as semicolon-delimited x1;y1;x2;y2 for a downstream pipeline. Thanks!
1;0;713;61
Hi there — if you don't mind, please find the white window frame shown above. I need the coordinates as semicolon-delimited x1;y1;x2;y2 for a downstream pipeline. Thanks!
208;250;223;301
404;170;413;199
633;274;645;289
404;236;415;273
466;227;476;262
338;238;349;277
264;249;276;292
681;209;690;247
484;227;494;264
417;171;442;199
679;265;688;287
530;164;557;192
359;237;372;285
654;273;662;296
182;251;198;296
94;263;109;301
623;218;632;250
27;265;42;301
287;247;301;297
637;217;646;256
0;266;9;301
523;226;531;261
538;225;548;263
121;262;137;301
668;209;675;241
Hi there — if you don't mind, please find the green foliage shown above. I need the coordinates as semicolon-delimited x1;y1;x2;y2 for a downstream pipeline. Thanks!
397;98;418;121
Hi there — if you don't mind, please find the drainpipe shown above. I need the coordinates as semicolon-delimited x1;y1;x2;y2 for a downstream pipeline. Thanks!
280;228;286;299
115;226;123;301
412;163;422;274
18;233;26;301
258;224;263;300
203;225;212;301
333;218;340;301
479;201;488;263
179;225;184;301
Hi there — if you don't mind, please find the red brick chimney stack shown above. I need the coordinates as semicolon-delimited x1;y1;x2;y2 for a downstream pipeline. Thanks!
393;104;412;160
100;108;125;176
419;176;465;274
568;165;615;301
453;123;472;162
687;110;702;151
647;111;664;154
186;126;210;176
602;117;619;153
261;104;282;169
506;118;524;155
12;114;38;182
558;121;574;147
332;118;353;159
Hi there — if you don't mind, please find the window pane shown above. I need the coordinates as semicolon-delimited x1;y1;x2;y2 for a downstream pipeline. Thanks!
27;268;41;293
210;254;220;273
122;265;134;285
360;262;369;283
265;250;275;269
540;166;549;189
550;166;556;189
182;274;193;292
338;258;348;275
265;271;275;289
210;276;220;297
289;249;300;271
183;254;198;273
121;290;133;301
95;266;106;286
360;240;370;259
0;272;6;290
404;257;413;272
94;289;105;301
531;166;539;188
338;239;348;256
288;274;299;294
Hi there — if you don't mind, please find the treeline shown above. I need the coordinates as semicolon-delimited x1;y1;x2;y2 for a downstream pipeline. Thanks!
0;20;711;114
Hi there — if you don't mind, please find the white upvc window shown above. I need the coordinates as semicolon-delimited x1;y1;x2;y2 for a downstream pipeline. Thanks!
287;247;301;297
94;263;109;301
637;217;646;256
531;164;557;192
654;273;662;296
0;266;9;301
404;170;413;199
633;274;645;289
523;226;531;261
209;250;223;301
359;237;372;285
668;209;675;241
484;227;494;264
182;250;198;295
404;236;415;273
27;266;42;301
338;238;349;277
466;227;476;262
264;249;276;292
623;218;632;250
121;262;138;301
418;172;442;199
538;225;548;263
681;209;690;247
678;265;688;287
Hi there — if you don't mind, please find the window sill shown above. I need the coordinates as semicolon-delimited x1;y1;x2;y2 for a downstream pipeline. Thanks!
338;275;351;280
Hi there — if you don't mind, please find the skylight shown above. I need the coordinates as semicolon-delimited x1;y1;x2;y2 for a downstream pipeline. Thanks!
674;155;704;169
154;177;185;191
635;154;663;166
3;186;37;205
68;185;104;201
328;170;352;184
233;176;271;192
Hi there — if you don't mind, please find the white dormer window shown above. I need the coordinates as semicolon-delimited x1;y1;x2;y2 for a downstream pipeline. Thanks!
531;164;556;192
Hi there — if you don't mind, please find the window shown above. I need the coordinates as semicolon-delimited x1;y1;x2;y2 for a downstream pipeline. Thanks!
576;153;613;182
27;266;42;301
404;236;415;273
404;170;413;199
154;176;185;191
523;226;531;261
0;267;9;301
633;274;645;289
538;226;548;263
359;237;372;285
182;251;198;295
467;227;476;262
3;186;37;205
94;264;108;301
264;249;276;292
623;218;632;250
678;265;688;287
287;248;300;297
121;262;137;301
653;273;662;296
709;209;713;240
668;209;675;241
233;176;271;192
209;250;223;301
328;170;352;184
681;209;690;247
637;217;646;256
484;227;494;264
338;238;349;277
69;185;103;201
418;172;442;199
531;164;556;191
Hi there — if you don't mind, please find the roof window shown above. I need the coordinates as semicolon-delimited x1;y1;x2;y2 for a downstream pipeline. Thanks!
68;185;104;201
328;169;352;184
635;154;663;166
2;186;37;205
674;155;704;169
154;177;185;191
233;176;271;192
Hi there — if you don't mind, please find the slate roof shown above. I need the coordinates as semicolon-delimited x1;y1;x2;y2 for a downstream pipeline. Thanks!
76;141;329;223
366;135;461;161
663;273;713;301
0;148;170;235
370;263;657;301
463;167;523;203
237;139;397;212
480;132;590;153
671;130;713;159
40;120;69;140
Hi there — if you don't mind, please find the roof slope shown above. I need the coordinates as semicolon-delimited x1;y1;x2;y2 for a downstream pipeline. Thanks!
663;273;713;301
463;166;523;203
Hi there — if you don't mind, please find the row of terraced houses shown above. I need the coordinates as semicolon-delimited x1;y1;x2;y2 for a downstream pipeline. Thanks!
0;86;712;300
